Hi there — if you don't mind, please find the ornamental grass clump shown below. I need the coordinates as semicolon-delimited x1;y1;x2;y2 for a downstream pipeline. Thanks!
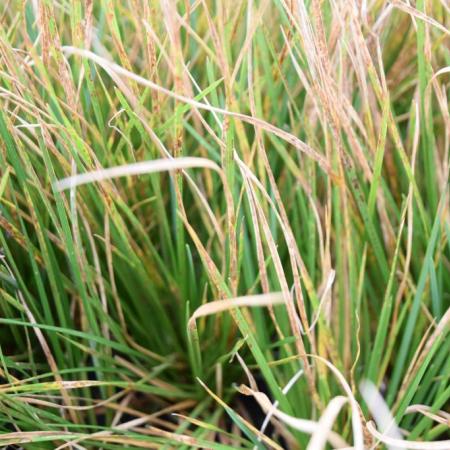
0;1;448;448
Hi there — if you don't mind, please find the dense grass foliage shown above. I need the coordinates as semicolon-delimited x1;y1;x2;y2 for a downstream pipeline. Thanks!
0;1;449;448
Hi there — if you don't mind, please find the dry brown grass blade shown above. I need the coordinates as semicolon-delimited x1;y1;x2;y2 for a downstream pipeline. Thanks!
54;157;222;192
306;395;348;450
366;421;450;450
0;431;75;446
54;400;197;450
390;1;450;35
188;292;285;331
236;384;349;449
405;404;450;426
14;391;126;411
61;46;333;175
360;380;403;450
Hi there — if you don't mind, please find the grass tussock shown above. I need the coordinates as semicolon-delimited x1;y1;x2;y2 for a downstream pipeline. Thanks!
0;0;449;448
